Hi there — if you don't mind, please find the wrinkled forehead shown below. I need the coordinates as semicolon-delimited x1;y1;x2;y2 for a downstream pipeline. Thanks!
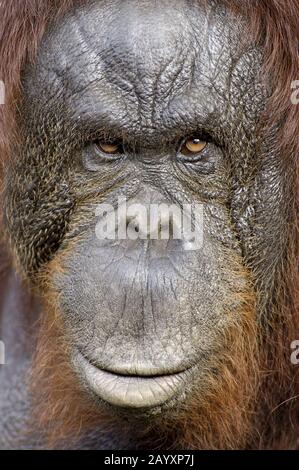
35;0;250;91
24;0;264;144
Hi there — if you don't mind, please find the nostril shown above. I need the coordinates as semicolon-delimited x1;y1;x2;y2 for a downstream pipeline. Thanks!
124;214;147;239
122;212;181;240
125;216;139;230
158;215;178;240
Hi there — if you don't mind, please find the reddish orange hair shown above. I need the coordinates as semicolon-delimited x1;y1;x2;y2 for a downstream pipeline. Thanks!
0;0;298;449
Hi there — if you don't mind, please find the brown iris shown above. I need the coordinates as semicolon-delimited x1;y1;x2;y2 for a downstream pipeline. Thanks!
181;138;207;156
95;141;122;155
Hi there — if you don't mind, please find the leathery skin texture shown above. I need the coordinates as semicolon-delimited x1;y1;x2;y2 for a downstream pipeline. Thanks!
2;0;288;450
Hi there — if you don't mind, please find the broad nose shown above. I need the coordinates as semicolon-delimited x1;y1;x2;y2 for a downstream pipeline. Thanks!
124;205;179;240
116;187;178;240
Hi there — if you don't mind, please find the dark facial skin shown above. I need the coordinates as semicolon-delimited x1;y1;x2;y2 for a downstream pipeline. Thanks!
4;0;283;424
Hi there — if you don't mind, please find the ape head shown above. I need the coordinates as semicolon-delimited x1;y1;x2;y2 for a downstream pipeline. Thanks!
1;0;299;450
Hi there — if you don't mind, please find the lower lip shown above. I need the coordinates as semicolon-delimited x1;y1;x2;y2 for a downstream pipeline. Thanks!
75;354;188;409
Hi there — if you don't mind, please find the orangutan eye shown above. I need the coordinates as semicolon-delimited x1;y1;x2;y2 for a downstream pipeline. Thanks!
94;140;124;156
180;137;207;158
